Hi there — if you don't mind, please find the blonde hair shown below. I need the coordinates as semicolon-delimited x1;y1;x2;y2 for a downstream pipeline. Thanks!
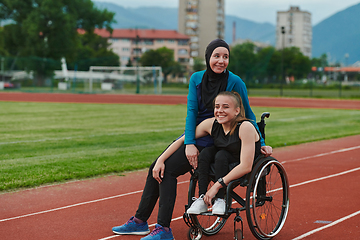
213;91;247;135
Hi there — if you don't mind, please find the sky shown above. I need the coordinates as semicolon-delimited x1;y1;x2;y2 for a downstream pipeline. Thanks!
95;0;360;25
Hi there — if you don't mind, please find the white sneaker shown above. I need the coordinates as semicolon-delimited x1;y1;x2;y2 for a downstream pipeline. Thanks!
212;198;226;215
187;194;208;214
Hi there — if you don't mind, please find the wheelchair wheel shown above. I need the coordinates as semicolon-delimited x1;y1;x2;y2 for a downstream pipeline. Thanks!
246;157;289;240
234;229;243;240
187;175;227;236
187;227;202;240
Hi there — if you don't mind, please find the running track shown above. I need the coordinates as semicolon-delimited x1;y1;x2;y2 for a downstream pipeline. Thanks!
1;92;360;239
0;92;360;109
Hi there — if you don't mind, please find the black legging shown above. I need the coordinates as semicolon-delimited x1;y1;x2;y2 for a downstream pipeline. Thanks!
198;146;238;199
135;144;204;228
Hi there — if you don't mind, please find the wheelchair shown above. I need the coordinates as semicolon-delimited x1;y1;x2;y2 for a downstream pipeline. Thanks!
183;112;290;240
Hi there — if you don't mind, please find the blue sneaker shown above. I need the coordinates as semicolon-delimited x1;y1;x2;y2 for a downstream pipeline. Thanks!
112;216;150;235
140;224;174;240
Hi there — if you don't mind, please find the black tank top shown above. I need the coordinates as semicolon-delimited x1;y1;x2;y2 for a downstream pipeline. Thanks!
211;120;261;161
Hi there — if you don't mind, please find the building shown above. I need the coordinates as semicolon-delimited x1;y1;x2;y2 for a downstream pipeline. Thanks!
276;6;312;58
178;0;225;60
93;28;190;67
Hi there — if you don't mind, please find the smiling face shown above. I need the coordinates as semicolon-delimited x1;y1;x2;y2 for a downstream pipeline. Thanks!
214;95;240;125
209;47;229;74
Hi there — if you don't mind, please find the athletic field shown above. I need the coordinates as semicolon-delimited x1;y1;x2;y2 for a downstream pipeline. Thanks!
0;92;359;239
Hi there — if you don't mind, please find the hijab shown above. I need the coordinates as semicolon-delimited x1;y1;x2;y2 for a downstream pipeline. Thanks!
201;39;230;110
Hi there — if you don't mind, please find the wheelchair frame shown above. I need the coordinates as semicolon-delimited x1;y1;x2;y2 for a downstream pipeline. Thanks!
183;112;290;240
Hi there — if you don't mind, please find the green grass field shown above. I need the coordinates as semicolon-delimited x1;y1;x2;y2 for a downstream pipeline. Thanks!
1;101;359;192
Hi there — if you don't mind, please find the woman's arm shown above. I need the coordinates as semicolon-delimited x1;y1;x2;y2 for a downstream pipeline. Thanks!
203;122;257;205
153;117;214;182
187;117;214;169
194;117;214;139
153;136;185;183
222;122;257;181
184;73;201;167
184;72;201;145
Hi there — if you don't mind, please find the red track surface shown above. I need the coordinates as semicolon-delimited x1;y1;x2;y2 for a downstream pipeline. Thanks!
1;92;360;239
0;92;360;109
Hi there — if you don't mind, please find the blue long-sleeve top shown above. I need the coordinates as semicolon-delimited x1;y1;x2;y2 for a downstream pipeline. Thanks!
185;70;265;147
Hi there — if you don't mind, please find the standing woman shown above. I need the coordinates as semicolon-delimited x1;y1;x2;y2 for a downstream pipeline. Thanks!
111;39;272;240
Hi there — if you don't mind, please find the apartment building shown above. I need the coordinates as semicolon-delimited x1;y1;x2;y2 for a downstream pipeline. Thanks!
276;6;312;58
178;0;225;60
94;28;190;66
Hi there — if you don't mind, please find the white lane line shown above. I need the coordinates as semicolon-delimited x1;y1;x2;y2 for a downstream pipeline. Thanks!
281;145;360;164
292;210;360;240
1;150;359;229
0;181;190;223
0;190;142;223
290;167;360;188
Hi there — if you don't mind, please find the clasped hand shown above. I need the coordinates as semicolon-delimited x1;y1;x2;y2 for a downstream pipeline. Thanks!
152;161;165;183
185;144;199;169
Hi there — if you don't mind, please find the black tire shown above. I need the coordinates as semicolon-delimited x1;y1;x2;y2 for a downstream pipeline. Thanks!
187;175;227;236
234;229;243;240
187;227;202;240
245;157;290;240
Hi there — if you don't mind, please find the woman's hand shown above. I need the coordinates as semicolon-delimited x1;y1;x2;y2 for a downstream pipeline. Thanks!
152;161;165;184
186;144;199;169
261;145;273;157
203;182;221;206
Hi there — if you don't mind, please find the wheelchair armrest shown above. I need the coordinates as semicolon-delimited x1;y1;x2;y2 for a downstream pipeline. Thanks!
228;174;249;188
228;154;267;187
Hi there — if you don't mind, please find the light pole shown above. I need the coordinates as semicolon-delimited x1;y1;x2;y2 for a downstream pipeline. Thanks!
135;29;140;94
344;53;349;82
280;26;285;96
1;57;4;82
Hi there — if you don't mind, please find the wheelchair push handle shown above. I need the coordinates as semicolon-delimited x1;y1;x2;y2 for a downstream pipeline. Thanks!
257;112;270;142
261;112;270;121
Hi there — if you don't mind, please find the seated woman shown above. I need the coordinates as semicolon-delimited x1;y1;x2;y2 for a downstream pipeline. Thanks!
182;90;262;215
158;91;261;215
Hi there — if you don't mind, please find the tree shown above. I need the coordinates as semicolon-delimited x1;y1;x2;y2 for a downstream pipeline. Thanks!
67;32;120;71
192;57;205;72
169;61;186;79
0;28;9;56
254;46;276;82
1;0;115;84
228;42;257;82
311;53;328;68
139;47;175;83
283;47;311;79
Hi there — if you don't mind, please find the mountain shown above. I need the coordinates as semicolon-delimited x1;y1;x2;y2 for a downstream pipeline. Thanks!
94;1;275;45
95;2;178;30
312;2;360;64
225;15;275;45
95;1;360;63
